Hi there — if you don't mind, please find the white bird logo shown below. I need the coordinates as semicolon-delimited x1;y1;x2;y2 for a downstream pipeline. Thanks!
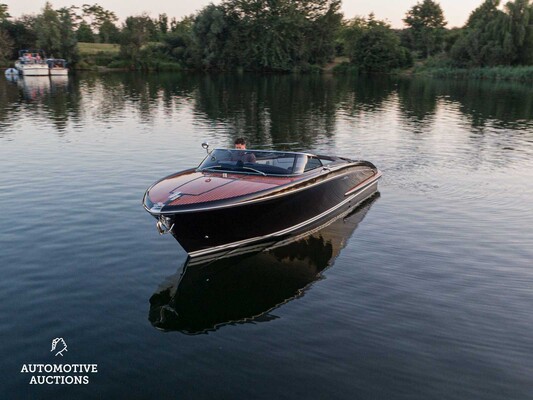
51;338;68;356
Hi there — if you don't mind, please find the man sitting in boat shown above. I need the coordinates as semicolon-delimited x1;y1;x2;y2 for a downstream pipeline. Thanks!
233;137;256;163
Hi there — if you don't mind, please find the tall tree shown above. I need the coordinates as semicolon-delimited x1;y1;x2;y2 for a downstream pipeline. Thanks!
403;0;447;58
98;19;120;43
0;3;12;62
306;0;343;65
57;7;79;63
157;13;169;36
450;0;533;66
339;17;367;61
76;20;94;42
82;3;117;33
0;28;12;61
505;0;533;64
34;2;62;57
0;3;10;20
162;16;194;65
350;15;412;72
120;14;156;63
192;4;229;69
2;15;38;58
31;3;79;62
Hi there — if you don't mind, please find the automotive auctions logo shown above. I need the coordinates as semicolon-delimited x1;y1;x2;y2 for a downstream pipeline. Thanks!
20;338;98;385
51;338;68;356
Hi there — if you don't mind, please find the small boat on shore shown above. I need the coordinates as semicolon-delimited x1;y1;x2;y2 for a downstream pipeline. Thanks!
14;50;49;76
143;145;381;257
4;68;18;76
47;58;68;76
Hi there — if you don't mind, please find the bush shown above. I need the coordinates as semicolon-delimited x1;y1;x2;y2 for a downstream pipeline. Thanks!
106;59;133;69
417;66;533;81
332;62;359;74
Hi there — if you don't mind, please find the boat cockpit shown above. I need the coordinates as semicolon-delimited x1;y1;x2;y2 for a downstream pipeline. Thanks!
198;149;339;176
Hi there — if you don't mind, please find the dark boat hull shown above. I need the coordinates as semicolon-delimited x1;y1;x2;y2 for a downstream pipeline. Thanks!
151;167;381;257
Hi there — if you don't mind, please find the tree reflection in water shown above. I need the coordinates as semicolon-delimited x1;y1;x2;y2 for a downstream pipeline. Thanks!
1;73;532;143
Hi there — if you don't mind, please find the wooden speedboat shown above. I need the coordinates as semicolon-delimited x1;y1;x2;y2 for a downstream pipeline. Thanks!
143;146;381;257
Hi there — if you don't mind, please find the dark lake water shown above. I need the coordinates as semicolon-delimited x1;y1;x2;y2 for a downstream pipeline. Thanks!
1;72;532;399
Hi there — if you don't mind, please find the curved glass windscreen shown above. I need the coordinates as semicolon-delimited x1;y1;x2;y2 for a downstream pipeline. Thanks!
198;149;308;176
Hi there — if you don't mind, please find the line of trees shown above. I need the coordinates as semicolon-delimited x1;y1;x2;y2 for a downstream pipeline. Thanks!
1;0;532;71
119;0;343;71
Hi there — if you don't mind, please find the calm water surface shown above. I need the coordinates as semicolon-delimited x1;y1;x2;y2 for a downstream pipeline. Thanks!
1;73;532;399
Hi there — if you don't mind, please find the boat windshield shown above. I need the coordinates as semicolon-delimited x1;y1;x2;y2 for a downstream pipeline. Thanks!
198;149;309;176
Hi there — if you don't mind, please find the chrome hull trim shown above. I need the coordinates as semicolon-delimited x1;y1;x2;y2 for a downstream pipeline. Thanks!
345;172;382;196
187;175;380;258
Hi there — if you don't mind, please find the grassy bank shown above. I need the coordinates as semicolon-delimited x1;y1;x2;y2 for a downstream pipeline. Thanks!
76;42;120;70
76;42;185;71
332;60;533;82
65;44;533;79
78;42;120;55
412;65;533;82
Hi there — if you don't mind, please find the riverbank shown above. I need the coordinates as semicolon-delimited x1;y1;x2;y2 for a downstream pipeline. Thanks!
330;61;533;82
6;43;533;81
409;65;533;82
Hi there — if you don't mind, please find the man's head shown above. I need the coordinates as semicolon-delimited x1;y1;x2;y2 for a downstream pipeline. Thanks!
234;137;246;150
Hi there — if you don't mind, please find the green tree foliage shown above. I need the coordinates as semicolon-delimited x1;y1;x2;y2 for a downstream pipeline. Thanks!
32;2;78;62
0;3;12;62
339;17;366;61
99;19;120;43
157;13;169;36
120;14;157;63
162;16;195;65
76;20;94;42
34;2;62;56
453;0;511;66
191;4;230;69
187;0;342;71
505;0;533;64
450;0;533;67
2;15;38;58
82;4;117;33
344;15;412;72
0;3;9;20
80;3;119;43
403;0;447;58
57;7;79;63
306;0;343;65
0;26;13;63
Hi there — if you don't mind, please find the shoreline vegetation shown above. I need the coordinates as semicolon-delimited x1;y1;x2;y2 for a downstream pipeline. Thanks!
1;1;533;82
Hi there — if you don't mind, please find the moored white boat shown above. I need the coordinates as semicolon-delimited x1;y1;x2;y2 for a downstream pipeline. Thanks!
47;58;69;76
15;50;49;76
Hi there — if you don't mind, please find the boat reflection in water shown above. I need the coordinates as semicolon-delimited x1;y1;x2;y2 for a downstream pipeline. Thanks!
18;76;50;100
149;193;379;334
50;75;69;89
